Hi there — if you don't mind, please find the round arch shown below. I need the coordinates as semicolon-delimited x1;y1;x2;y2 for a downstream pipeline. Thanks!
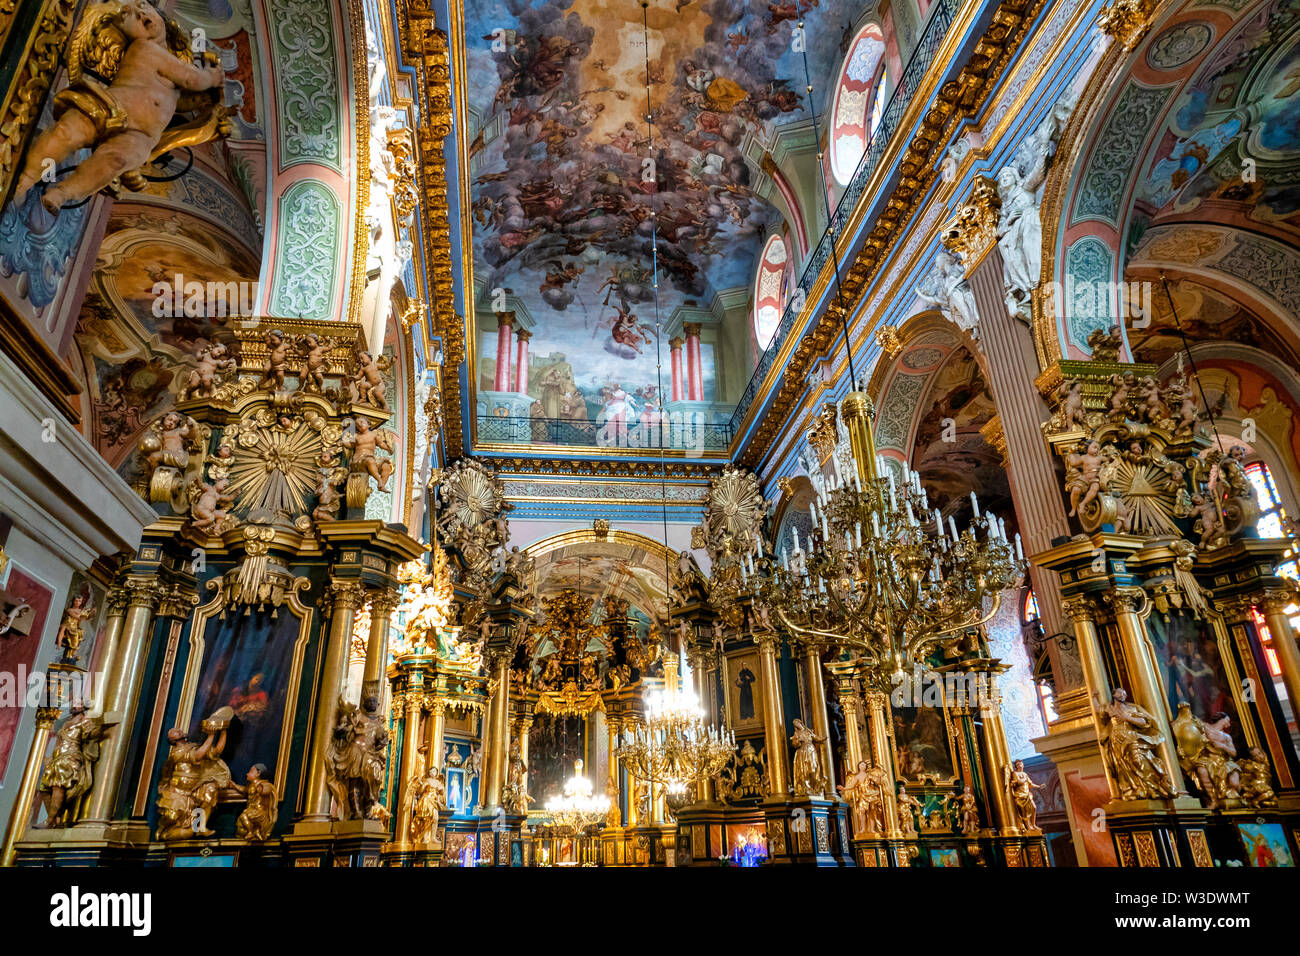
828;22;887;187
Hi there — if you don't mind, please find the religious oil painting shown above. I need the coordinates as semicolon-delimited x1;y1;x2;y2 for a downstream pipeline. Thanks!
1148;613;1246;751
891;704;956;783
188;610;303;785
930;847;962;868
1237;823;1295;867
725;650;763;733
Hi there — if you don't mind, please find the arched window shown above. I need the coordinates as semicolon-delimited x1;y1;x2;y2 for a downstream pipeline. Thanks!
753;233;788;350
1243;460;1298;679
829;24;886;187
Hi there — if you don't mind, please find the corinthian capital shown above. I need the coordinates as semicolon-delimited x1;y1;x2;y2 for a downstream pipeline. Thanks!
941;175;1001;275
1104;586;1147;615
1061;595;1097;623
325;579;368;611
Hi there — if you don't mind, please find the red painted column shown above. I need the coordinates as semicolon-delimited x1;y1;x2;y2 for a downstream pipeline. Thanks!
669;336;684;402
515;328;531;394
494;311;514;392
684;322;703;401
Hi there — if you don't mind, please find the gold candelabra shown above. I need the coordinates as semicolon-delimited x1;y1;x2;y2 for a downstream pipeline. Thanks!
615;655;735;790
760;392;1027;690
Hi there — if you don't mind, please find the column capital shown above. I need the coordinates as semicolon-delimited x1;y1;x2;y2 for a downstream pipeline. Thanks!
1104;586;1147;615
368;588;402;617
754;632;782;655
942;174;1001;276
669;336;684;350
682;322;703;338
104;587;131;617
157;583;200;619
495;310;515;328
1061;594;1098;622
123;577;169;611
325;579;368;611
1258;587;1300;618
515;328;531;343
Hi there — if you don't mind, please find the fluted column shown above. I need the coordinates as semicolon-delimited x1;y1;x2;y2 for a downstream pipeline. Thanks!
87;591;128;703
683;322;703;400
361;590;399;702
1260;588;1300;753
514;329;531;394
756;633;789;798
605;716;622;824
494;311;514;391
518;715;533;800
300;580;366;823
669;337;684;402
953;200;1071;678
1105;587;1185;794
80;578;164;825
839;692;864;774
393;694;425;846
800;642;836;795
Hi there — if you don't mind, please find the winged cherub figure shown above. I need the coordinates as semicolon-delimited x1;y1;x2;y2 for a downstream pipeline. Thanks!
344;417;396;494
12;0;228;212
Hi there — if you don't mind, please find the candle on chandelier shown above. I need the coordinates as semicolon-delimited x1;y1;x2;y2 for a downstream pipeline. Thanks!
970;491;980;518
855;522;862;548
809;499;818;527
948;516;959;541
1015;533;1024;561
934;508;942;537
871;511;880;538
792;527;800;553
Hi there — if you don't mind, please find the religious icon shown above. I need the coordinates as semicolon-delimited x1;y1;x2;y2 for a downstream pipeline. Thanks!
726;651;763;732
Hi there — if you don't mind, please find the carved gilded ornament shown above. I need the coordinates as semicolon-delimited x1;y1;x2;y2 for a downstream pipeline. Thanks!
1097;0;1157;52
941;175;1002;273
874;325;904;359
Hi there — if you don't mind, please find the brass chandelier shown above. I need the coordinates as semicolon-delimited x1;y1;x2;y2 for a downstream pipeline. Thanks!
759;392;1027;691
544;759;610;833
615;655;735;790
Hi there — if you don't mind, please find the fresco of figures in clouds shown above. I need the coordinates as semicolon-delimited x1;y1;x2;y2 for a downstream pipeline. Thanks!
466;0;860;422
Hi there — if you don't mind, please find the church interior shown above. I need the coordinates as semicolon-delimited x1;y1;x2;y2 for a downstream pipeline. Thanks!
1;0;1299;878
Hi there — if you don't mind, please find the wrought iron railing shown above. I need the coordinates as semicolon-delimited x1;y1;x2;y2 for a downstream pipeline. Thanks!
728;0;961;436
475;415;733;452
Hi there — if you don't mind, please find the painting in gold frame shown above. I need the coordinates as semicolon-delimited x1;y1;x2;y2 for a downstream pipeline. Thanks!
725;649;763;734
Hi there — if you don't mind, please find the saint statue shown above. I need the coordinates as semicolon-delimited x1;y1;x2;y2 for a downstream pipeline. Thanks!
407;765;446;846
326;696;389;820
156;707;234;840
36;703;107;828
232;763;279;842
837;759;890;837
1097;688;1176;800
789;718;826;798
1004;758;1043;832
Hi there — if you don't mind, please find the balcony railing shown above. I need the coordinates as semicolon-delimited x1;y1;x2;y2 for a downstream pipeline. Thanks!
729;0;961;435
475;414;733;452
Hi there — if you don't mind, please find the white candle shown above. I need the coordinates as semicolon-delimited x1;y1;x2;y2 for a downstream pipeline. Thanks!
822;514;829;539
970;491;980;518
782;548;789;571
934;509;942;537
871;512;880;537
1015;533;1024;560
809;500;817;526
948;516;959;541
756;536;763;558
792;528;800;553
855;522;862;548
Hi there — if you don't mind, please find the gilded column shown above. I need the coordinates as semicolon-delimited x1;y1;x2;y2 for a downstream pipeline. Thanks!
361;590;400;701
976;675;1017;833
839;692;864;772
80;578;164;825
300;579;366;823
864;690;900;835
518;714;533;800
687;646;716;803
426;699;447;771
87;589;128;698
1060;596;1111;706
1260;588;1300;741
756;633;789;798
392;693;425;847
1105;587;1185;794
481;651;511;813
800;642;836;794
605;716;622;824
0;704;60;865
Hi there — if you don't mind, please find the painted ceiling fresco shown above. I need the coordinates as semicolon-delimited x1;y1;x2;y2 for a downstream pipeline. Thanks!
466;0;861;417
1135;0;1300;241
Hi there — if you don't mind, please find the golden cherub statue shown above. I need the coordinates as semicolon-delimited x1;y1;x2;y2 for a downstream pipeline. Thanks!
55;591;97;663
231;762;278;842
343;416;397;507
12;0;230;213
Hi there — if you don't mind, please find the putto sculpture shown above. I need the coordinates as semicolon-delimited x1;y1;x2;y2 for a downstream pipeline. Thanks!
11;0;231;212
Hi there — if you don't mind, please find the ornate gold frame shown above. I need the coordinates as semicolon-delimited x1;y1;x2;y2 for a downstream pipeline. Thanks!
175;577;314;796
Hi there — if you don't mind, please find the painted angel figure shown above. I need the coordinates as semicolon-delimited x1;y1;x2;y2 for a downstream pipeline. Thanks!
343;417;397;494
12;0;230;213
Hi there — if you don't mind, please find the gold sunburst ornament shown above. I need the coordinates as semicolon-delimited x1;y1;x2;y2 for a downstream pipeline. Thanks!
223;404;345;518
